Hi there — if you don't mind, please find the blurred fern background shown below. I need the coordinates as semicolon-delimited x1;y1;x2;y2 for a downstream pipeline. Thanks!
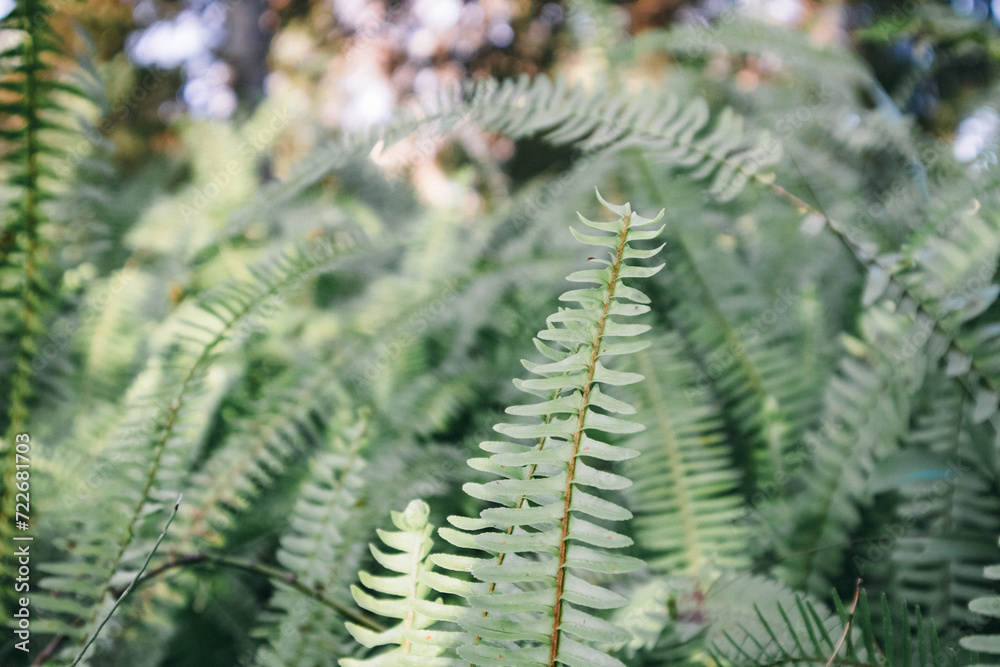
3;0;1000;665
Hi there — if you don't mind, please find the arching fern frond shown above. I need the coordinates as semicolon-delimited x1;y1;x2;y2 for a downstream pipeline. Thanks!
780;306;919;596
644;225;807;500
435;190;663;666
873;374;1000;632
771;159;1000;427
626;158;829;506
228;73;779;239
885;201;1000;425
458;76;781;203
0;0;87;424
37;238;372;660
172;357;350;551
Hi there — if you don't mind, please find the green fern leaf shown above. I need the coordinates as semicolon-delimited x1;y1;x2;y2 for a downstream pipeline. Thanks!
172;359;350;550
229;75;779;238
960;536;1000;662
36;240;370;656
433;189;663;666
781;305;923;596
608;577;707;666
624;333;748;576
0;0;96;607
255;413;372;667
872;374;1000;631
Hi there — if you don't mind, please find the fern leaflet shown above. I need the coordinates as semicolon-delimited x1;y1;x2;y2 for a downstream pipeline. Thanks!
960;536;1000;663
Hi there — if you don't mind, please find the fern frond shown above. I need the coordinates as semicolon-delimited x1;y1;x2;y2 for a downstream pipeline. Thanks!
434;190;663;666
172;358;349;550
37;239;369;656
960;536;1000;663
74;264;147;400
872;373;1000;632
458;77;781;203
0;0;90;421
887;202;1000;423
772;159;1000;426
608;577;707;666
339;499;468;666
626;157;831;507
708;578;947;666
228;74;779;239
705;574;840;666
895;199;1000;328
624;333;748;576
255;413;373;667
781;306;918;596
646;225;809;498
0;0;94;606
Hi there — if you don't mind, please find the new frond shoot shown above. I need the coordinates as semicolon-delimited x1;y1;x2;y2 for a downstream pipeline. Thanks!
341;499;466;666
435;189;665;667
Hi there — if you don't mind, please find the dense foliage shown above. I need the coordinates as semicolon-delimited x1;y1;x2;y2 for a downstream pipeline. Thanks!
2;0;1000;665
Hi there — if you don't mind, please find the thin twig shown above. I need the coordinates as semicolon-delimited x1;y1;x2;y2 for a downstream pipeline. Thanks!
826;578;862;667
36;537;385;666
123;552;385;633
68;494;182;667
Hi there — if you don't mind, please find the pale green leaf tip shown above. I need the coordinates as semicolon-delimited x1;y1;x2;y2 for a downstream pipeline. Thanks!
630;209;666;227
594;187;630;217
394;499;430;531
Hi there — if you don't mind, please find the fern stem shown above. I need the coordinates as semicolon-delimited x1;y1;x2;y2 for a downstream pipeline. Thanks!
636;347;704;572
635;156;790;494
125;552;384;632
549;212;631;666
825;580;861;667
402;532;421;656
69;495;182;667
766;179;999;414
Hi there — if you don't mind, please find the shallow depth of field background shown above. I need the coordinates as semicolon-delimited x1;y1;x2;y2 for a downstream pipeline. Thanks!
5;0;1000;666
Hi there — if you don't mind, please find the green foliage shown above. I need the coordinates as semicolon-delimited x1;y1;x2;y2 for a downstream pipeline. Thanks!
235;71;782;235
0;0;95;607
6;4;1000;667
708;580;949;666
623;334;747;576
256;413;370;667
